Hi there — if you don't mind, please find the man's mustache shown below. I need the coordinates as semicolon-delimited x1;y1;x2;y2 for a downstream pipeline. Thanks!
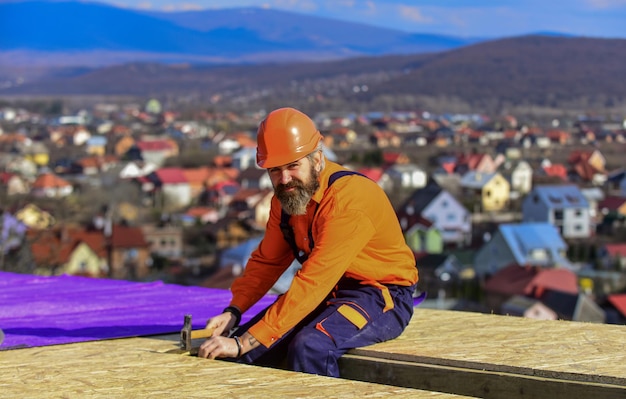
277;181;303;193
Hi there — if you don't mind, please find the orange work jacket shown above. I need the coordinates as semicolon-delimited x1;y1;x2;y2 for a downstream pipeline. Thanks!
229;159;418;347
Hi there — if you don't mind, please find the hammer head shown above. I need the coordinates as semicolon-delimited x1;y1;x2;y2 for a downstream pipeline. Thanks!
180;314;193;350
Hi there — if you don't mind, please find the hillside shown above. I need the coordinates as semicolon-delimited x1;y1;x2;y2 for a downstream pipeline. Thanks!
2;36;625;115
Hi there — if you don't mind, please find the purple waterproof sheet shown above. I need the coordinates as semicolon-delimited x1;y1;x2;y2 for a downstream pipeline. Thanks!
0;272;277;350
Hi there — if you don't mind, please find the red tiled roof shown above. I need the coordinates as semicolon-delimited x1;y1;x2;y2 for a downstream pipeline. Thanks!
598;196;626;211
155;168;188;184
542;164;568;180
111;225;148;248
136;140;174;151
608;294;626;318
525;268;579;297
357;167;384;182
28;227;107;265
483;264;578;297
604;243;626;257
31;173;72;189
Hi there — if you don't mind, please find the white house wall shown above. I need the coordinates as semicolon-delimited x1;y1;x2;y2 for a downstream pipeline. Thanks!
424;191;471;245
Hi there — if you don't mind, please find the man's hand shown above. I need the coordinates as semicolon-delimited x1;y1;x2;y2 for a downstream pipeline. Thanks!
197;335;240;359
204;312;236;338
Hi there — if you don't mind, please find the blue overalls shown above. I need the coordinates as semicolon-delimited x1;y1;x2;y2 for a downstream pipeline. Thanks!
234;277;416;377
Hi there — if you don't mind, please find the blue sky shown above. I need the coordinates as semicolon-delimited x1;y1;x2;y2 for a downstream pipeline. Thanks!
106;0;626;38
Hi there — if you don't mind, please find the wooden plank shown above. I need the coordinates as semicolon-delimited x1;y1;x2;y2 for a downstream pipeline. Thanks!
0;333;471;398
339;355;626;399
338;309;626;398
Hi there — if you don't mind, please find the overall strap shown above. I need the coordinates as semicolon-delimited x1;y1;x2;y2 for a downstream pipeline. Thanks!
280;170;367;264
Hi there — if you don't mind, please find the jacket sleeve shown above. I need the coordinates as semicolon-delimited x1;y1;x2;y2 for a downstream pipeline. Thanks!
248;188;377;347
229;196;295;314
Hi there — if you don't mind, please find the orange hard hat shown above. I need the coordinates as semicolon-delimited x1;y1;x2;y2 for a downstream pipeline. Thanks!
256;107;322;168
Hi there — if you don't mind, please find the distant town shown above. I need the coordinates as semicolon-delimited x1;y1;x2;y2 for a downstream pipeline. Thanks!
1;97;625;325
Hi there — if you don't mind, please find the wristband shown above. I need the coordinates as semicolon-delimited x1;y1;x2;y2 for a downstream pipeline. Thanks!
233;336;242;358
223;306;241;327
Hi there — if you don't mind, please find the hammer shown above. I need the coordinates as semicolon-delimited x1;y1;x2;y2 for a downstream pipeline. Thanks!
179;314;215;353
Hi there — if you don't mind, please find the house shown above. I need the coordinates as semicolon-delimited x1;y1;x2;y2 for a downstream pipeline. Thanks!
455;152;498;175
227;188;273;223
248;192;272;231
521;184;592;239
133;138;179;167
114;135;136;157
605;169;626;196
537;290;605;323
74;155;119;175
181;207;220;225
356;167;391;191
404;217;443;254
30;173;73;198
606;294;626;324
580;187;605;227
567;149;606;185
597;243;626;271
598;195;626;218
483;264;579;314
20;141;50;167
238;167;272;190
369;130;401;147
204;217;262;251
382;164;428;191
182;167;213;199
141;224;184;260
459;171;510;212
414;253;463;300
108;224;151;280
500;160;533;199
217;235;300;294
538;162;569;183
397;181;471;247
231;147;258;171
119;160;157;179
27;227;108;278
0;172;29;196
143;168;192;210
1;211;27;256
85;135;108;156
14;204;56;229
501;295;558;320
0;153;37;178
473;222;572;278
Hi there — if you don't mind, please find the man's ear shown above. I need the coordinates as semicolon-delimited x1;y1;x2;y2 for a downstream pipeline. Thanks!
315;150;323;171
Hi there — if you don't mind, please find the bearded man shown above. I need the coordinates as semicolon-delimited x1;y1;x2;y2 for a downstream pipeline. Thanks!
198;107;419;377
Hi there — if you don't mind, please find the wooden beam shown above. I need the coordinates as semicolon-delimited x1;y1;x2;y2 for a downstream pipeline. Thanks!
339;354;626;399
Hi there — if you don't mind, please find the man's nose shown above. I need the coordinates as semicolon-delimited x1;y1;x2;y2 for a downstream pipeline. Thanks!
279;170;292;184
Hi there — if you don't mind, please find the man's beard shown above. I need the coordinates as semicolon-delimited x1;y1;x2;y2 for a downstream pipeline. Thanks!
275;165;320;215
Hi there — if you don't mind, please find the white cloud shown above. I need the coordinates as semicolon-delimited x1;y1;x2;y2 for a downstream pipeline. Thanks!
397;5;432;23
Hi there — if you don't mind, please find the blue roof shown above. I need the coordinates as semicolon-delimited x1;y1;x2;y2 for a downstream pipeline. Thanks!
533;185;589;208
498;222;571;267
460;171;497;189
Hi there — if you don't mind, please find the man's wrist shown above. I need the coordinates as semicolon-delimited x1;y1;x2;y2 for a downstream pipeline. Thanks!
223;306;241;327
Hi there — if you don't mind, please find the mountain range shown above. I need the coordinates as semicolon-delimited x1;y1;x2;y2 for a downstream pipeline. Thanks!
0;0;483;67
1;1;624;114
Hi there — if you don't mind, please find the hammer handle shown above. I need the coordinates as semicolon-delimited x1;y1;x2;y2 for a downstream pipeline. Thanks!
189;327;215;340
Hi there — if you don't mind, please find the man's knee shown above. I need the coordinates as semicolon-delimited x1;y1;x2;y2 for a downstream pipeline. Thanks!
289;326;334;357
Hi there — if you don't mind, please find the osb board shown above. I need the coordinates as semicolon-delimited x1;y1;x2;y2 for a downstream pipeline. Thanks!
0;333;471;399
351;309;626;386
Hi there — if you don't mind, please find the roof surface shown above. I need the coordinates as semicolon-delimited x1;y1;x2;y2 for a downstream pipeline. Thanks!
0;271;276;350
